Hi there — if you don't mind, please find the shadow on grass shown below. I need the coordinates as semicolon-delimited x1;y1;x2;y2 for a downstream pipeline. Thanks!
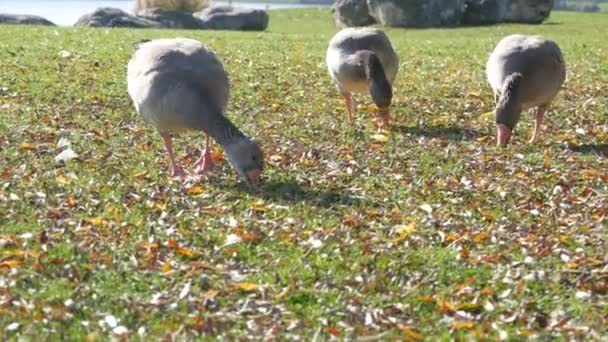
565;143;608;157
393;125;481;140
258;179;374;208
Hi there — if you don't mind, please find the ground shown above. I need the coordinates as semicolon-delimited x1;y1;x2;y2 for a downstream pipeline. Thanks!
0;9;607;340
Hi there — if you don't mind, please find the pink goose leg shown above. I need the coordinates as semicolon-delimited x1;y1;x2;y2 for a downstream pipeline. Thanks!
194;135;215;174
160;132;187;180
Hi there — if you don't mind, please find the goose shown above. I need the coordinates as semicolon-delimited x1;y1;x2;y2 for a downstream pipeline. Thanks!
326;27;399;127
486;34;566;146
127;38;263;186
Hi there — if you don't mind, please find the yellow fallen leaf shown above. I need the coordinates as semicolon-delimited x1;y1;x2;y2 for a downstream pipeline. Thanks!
55;175;70;185
476;136;491;143
204;289;219;299
0;260;23;269
84;217;108;226
161;261;172;273
251;200;268;212
452;321;475;330
392;222;416;243
234;282;258;292
132;170;147;179
480;110;495;119
371;133;389;143
19;143;37;151
436;298;456;313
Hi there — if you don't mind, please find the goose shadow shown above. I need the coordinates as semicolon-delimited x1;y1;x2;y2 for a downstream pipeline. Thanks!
392;124;482;140
564;143;608;157
257;179;375;208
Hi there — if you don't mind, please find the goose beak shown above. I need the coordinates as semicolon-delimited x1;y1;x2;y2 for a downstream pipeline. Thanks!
497;124;512;147
378;106;391;128
246;169;262;188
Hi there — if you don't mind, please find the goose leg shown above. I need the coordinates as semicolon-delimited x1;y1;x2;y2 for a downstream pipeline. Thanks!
194;135;215;174
160;132;187;180
529;105;547;144
342;92;355;124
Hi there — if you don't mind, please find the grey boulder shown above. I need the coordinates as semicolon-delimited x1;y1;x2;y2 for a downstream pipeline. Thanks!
136;8;204;29
332;0;375;28
0;13;56;26
462;0;508;25
366;0;467;27
196;6;269;31
75;7;159;28
504;0;554;24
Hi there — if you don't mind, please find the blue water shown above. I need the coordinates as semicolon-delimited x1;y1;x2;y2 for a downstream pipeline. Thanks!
0;0;329;26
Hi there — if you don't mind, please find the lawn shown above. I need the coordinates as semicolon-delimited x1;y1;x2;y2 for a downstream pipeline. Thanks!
0;8;607;340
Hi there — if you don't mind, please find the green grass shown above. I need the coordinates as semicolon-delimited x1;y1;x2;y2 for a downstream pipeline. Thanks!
1;8;608;340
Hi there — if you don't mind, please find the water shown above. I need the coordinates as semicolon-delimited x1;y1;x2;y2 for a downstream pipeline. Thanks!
1;0;329;26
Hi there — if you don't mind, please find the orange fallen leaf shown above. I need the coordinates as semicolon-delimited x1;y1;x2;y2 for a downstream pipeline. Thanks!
326;327;341;336
418;296;435;303
176;247;196;258
187;186;204;195
454;277;476;291
401;326;424;341
66;195;77;207
167;239;179;249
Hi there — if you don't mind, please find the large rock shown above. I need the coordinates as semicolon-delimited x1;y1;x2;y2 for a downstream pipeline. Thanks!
196;6;269;31
462;0;508;25
332;0;375;28
134;0;210;13
136;8;204;29
0;14;55;26
505;0;554;24
74;7;160;28
366;0;467;27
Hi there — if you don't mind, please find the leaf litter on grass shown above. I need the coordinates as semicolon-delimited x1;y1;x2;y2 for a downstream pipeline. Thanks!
0;9;607;340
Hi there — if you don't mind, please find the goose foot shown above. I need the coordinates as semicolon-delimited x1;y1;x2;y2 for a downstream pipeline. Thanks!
194;149;215;174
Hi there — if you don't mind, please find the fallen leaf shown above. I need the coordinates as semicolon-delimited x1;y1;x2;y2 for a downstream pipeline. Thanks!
392;222;416;243
187;186;204;195
55;148;79;162
401;326;424;341
451;321;475;330
234;282;258;292
371;133;389;143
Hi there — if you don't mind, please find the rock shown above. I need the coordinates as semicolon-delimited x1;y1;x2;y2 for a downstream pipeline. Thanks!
332;0;375;28
74;7;160;28
134;0;210;13
0;14;55;26
195;6;269;31
462;0;508;25
504;0;554;24
366;0;467;27
136;8;204;29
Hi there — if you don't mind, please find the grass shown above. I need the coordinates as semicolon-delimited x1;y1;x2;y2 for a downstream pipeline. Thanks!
1;8;607;340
